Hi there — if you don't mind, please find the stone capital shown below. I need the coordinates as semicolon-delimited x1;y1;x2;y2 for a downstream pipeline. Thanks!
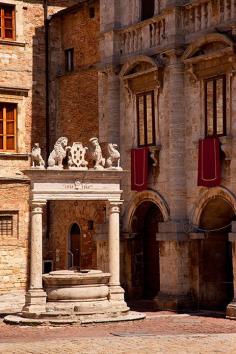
31;200;46;214
108;201;123;214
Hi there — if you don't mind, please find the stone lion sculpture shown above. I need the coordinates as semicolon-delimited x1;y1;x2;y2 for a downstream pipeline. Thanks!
31;143;45;169
48;137;68;169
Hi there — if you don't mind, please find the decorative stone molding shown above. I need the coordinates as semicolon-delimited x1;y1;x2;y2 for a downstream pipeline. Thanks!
149;144;161;167
31;143;45;169
48;137;68;170
185;63;198;84
123;190;169;233
220;136;233;167
191;186;236;226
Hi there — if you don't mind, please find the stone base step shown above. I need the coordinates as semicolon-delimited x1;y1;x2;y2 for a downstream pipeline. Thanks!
4;311;146;326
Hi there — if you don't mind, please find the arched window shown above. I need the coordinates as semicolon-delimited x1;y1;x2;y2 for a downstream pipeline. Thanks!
68;223;81;269
141;0;155;21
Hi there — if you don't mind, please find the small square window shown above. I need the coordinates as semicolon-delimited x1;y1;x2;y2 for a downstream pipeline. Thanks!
0;215;13;237
89;7;95;18
65;48;74;72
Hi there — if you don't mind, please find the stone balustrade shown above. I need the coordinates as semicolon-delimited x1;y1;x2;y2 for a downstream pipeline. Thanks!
119;16;166;56
111;1;236;59
183;0;236;35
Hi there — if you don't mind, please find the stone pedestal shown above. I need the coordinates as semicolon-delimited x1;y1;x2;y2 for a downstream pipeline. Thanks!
22;201;47;314
23;289;47;314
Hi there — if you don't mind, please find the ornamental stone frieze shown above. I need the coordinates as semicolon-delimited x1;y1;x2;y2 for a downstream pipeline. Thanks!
31;137;123;171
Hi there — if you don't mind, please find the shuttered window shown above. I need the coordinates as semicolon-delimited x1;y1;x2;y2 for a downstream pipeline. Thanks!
137;91;155;146
205;75;226;137
0;103;17;151
0;5;15;40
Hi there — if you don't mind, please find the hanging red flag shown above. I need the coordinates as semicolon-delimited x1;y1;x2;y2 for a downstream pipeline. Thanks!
131;147;149;192
198;137;221;187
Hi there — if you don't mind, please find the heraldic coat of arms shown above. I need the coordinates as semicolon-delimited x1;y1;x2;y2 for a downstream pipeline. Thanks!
68;142;88;170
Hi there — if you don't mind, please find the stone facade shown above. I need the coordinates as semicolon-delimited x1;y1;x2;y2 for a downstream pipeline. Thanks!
99;0;236;314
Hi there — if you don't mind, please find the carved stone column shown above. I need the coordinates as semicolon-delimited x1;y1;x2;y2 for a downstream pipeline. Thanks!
108;201;128;310
23;201;47;314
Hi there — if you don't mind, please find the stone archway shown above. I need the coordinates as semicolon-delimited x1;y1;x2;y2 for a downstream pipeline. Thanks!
191;192;236;311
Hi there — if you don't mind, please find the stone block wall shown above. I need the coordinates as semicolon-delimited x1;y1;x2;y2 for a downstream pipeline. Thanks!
0;183;30;312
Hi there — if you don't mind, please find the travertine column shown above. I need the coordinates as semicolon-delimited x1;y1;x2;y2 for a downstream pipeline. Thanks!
23;201;47;314
108;202;121;286
108;201;128;310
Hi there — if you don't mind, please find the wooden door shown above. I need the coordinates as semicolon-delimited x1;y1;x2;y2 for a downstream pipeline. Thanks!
199;233;233;310
143;206;160;299
70;224;81;269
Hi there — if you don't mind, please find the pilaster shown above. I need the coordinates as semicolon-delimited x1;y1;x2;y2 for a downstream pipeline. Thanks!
226;221;236;319
155;221;193;311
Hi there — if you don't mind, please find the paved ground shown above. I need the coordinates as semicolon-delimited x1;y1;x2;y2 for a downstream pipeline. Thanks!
1;311;236;353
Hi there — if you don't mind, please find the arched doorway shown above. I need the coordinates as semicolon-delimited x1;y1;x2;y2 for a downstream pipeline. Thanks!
130;201;164;299
198;197;234;310
68;223;81;269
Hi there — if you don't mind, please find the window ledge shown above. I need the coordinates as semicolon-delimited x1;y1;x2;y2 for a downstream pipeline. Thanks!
0;40;26;47
0;152;29;159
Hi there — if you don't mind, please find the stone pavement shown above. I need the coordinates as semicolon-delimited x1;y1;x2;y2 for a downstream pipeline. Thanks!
1;312;236;353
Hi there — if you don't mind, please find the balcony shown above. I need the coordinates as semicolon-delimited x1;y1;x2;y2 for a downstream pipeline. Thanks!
183;0;236;37
118;16;166;57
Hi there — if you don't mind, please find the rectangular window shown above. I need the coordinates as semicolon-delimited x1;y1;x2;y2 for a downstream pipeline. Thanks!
0;4;15;40
0;215;13;236
0;103;17;151
137;91;155;147
205;75;226;137
65;48;74;72
141;0;155;21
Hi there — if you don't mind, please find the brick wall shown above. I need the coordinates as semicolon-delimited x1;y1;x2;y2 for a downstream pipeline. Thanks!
48;0;100;148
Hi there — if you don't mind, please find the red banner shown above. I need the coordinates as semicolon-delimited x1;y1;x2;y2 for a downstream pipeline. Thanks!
131;147;149;192
198;137;221;187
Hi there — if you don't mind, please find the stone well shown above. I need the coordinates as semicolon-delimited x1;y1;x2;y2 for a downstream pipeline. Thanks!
43;270;114;314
